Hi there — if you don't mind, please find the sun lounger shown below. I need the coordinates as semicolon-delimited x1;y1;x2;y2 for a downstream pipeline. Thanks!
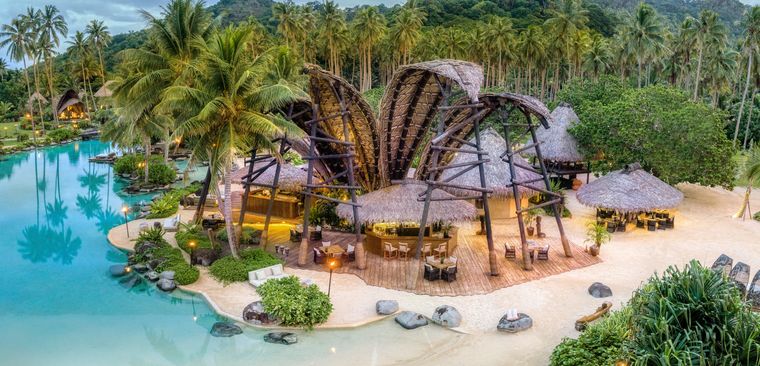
162;214;181;232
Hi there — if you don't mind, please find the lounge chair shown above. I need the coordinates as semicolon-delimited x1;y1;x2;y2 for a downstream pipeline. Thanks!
162;214;181;232
423;263;440;281
537;245;549;261
383;242;398;260
313;247;326;264
248;264;289;287
398;242;411;261
504;244;516;259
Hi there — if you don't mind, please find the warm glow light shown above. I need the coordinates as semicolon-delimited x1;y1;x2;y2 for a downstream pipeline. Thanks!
188;241;196;249
121;206;129;213
328;260;338;270
330;347;336;354
125;267;132;273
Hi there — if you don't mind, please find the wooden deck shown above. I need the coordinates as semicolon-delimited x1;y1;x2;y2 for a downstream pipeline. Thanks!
270;221;601;296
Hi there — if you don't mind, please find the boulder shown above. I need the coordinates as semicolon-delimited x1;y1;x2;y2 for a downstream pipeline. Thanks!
394;311;428;330
264;332;298;345
210;322;243;337
147;258;164;270
711;254;733;276
145;271;160;282
242;301;276;325
194;248;219;267
729;262;751;296
747;270;760;309
156;278;176;292
588;282;612;298
110;264;129;277
132;263;149;274
431;305;462;328
159;271;175;280
376;300;399;315
135;242;157;255
497;313;533;333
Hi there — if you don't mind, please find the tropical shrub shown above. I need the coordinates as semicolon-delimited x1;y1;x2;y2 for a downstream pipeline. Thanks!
138;157;176;186
257;276;333;329
754;211;760;221
135;227;168;247
47;128;78;142
114;154;141;175
208;249;281;284
216;226;262;246
16;134;29;142
175;222;213;253
146;183;201;219
550;307;632;366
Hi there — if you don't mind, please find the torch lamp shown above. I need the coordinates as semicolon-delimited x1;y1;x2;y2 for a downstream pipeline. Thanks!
327;259;339;297
122;206;130;238
188;240;197;265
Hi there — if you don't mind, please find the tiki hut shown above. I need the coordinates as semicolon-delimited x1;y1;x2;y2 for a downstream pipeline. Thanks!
94;81;115;98
230;158;309;220
231;158;308;192
439;128;542;219
525;103;590;186
576;163;683;213
53;89;87;121
26;91;47;113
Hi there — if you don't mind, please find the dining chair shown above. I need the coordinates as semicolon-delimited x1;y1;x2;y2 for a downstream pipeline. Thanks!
383;242;398;260
504;244;516;259
434;243;447;259
421;243;433;258
398;242;410;261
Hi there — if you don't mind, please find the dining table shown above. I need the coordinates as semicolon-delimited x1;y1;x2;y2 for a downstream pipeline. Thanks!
428;259;455;270
323;245;345;257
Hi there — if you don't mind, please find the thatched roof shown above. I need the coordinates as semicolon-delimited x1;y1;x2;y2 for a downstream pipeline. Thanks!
26;91;47;110
440;128;541;198
524;103;584;162
94;81;115;97
53;89;85;115
301;64;380;191
377;60;484;185
336;181;477;224
416;92;554;180
576;163;683;212
230;158;309;192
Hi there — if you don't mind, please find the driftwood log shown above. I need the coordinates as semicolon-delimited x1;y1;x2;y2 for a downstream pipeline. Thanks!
575;301;613;331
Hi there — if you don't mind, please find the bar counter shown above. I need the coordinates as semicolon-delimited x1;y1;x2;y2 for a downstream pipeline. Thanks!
363;228;458;257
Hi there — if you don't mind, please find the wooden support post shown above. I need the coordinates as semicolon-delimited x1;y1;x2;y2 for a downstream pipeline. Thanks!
237;148;257;227
298;103;319;267
473;112;499;276
501;111;532;271
262;139;288;248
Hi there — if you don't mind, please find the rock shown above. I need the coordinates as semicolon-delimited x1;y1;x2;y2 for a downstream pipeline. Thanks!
110;264;129;277
135;242;157;255
711;254;733;276
431;305;462;328
588;282;612;298
729;262;751;296
156;278;176;292
376;300;399;315
147;258;164;270
194;248;219;267
210;322;243;338
132;263;149;274
748;270;760;309
395;311;428;330
145;271;159;282
264;332;298;345
243;301;276;325
497;313;533;333
159;271;175;280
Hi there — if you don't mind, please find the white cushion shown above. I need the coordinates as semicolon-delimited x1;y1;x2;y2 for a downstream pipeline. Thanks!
270;265;283;276
254;269;268;281
347;244;355;253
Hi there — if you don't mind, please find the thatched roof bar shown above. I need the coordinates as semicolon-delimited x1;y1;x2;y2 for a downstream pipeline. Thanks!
576;163;683;212
524;103;584;162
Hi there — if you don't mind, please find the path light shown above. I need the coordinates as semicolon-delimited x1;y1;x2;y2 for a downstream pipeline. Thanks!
188;240;197;264
122;206;130;238
327;259;339;297
615;361;629;366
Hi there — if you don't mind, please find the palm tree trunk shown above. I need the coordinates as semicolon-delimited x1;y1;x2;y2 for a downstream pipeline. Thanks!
735;51;754;146
32;61;46;130
97;46;106;84
744;89;756;150
734;186;752;219
223;161;239;259
637;57;642;88
143;138;151;185
45;52;57;126
693;44;704;101
21;57;36;144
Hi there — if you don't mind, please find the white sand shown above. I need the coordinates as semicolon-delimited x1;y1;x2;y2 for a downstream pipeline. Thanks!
108;184;760;365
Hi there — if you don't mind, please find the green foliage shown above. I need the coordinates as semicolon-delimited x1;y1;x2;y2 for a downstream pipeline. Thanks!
138;157;177;186
135;227;168;247
175;222;213;253
208;249;282;284
46;128;78;143
363;87;385;114
550;307;632;366
309;194;342;227
257;276;333;330
132;231;199;285
283;150;304;166
162;259;200;285
16;134;29;142
113;154;141;175
754;211;760;221
216;226;262;246
561;79;736;188
146;183;200;219
585;221;611;247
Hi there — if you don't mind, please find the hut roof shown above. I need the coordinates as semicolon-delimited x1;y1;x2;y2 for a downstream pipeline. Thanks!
301;64;379;191
53;89;84;115
230;158;309;192
576;163;683;212
94;81;115;97
336;181;477;224
439;128;542;198
26;91;47;110
416;92;554;180
377;60;484;185
524;103;584;162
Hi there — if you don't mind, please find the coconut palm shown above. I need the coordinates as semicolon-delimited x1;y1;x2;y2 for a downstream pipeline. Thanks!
352;7;386;92
1;17;37;140
317;0;348;76
85;19;111;83
625;3;664;88
272;1;302;52
735;6;760;147
37;5;68;121
735;146;760;219
0;58;7;81
544;0;588;89
704;45;738;107
483;16;514;89
66;31;96;113
690;10;726;101
583;33;611;80
390;1;426;67
160;26;305;257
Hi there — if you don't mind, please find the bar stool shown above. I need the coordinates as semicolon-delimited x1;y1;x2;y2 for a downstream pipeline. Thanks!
383;242;398;260
398;242;410;261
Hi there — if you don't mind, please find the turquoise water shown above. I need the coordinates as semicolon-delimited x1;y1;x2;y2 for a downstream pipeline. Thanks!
0;141;458;366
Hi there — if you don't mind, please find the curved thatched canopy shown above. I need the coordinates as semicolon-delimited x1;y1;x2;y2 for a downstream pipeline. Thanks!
26;91;47;111
576;163;683;212
300;64;379;191
94;81;115;98
54;89;85;115
440;128;541;198
524;103;584;162
231;158;309;192
336;181;476;224
378;60;484;186
416;92;554;180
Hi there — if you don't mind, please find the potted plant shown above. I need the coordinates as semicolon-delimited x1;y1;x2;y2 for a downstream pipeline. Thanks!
523;209;537;236
585;221;611;256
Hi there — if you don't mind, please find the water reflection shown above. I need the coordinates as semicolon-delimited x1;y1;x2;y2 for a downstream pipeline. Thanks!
0;153;29;181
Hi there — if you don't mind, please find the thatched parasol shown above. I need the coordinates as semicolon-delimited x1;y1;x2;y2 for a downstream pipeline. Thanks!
524;103;584;162
336;180;477;224
377;60;484;185
440;128;541;198
94;81;115;98
576;163;683;212
230;158;309;192
26;91;47;111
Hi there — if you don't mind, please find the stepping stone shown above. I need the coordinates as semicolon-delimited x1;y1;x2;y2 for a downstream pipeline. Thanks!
711;254;733;276
210;322;243;337
395;311;428;330
132;263;149;274
109;264;129;277
376;300;399;315
264;332;297;345
747;271;760;309
497;313;533;333
145;271;159;282
729;262;751;296
431;305;462;328
588;282;612;298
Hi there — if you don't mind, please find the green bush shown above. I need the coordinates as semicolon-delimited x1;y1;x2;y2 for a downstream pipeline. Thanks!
550;307;632;366
135;227;168;247
47;128;78;142
753;211;760;221
175;223;213;253
146;183;201;219
114;154;141;175
161;259;200;285
208;249;282;284
16;134;29;142
132;233;199;285
139;158;177;186
216;226;262;246
257;276;333;330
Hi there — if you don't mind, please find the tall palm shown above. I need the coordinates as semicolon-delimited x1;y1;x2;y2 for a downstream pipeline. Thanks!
544;0;588;89
0;17;36;139
27;37;47;136
690;10;726;101
161;26;305;257
583;33;611;80
704;45;738;107
519;26;546;94
317;0;348;76
67;31;97;113
37;5;68;122
735;6;760;147
626;3;664;88
735;146;760;219
272;1;302;52
391;1;426;67
484;16;514;89
352;7;386;92
0;58;7;81
85;19;111;84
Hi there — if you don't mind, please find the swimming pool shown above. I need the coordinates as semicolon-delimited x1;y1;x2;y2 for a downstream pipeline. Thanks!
0;141;461;366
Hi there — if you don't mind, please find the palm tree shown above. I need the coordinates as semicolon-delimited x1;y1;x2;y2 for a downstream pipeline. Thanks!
625;3;664;88
352;7;386;92
704;45;738;107
317;0;348;76
519;26;546;94
0;17;36;137
544;0;588;90
161;26;305;257
690;10;726;101
0;58;7;81
85;19;111;84
583;33;611;80
272;1;302;52
390;1;426;67
734;146;760;219
37;5;68;122
735;6;760;147
484;16;514;89
67;31;98;114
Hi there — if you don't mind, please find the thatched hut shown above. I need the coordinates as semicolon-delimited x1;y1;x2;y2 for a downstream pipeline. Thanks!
439;128;541;219
26;91;48;113
53;89;87;121
576;163;683;213
94;81;114;98
230;158;310;220
231;158;308;192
